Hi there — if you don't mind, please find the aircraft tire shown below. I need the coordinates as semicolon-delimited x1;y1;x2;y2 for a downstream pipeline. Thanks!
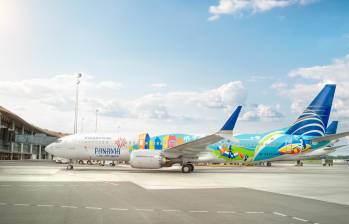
188;164;194;172
67;165;74;170
181;165;192;173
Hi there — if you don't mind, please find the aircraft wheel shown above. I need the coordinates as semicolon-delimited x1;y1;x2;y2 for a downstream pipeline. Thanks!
67;164;74;170
87;160;92;165
181;164;192;173
266;162;272;167
78;160;83;164
188;164;194;172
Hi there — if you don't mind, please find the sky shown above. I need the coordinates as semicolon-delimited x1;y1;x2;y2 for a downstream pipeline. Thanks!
0;0;349;154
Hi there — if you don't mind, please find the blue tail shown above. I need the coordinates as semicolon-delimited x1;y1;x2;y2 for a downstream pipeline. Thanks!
221;106;242;131
326;121;338;135
285;84;336;137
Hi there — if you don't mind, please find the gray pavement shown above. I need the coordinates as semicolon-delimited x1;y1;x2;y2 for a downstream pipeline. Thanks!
0;161;348;224
1;182;348;224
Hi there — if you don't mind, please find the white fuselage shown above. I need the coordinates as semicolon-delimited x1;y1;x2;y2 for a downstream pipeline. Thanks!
46;133;224;165
46;133;131;161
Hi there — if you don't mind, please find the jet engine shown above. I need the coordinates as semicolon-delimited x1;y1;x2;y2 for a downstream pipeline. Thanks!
130;150;165;169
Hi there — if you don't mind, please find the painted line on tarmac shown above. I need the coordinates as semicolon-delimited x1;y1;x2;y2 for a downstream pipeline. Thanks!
135;208;154;212
217;211;236;214
60;205;78;209
273;211;287;217
13;203;30;206
292;216;308;222
85;206;102;210
0;202;321;223
0;184;11;187
189;210;209;213
162;209;180;212
37;204;53;207
110;208;129;211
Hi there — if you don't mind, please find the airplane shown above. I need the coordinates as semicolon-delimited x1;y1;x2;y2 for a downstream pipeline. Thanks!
45;106;243;173
207;84;349;166
46;84;348;172
125;84;348;167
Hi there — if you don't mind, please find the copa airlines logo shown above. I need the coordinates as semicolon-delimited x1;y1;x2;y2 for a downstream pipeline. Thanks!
290;110;325;136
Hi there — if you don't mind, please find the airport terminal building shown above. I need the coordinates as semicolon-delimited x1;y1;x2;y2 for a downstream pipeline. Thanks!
0;106;66;160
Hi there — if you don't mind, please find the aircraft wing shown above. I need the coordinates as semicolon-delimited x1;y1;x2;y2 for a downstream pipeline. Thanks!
311;131;349;143
323;144;347;151
163;133;223;159
163;106;242;160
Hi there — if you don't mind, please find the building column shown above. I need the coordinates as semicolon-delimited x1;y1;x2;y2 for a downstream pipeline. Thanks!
10;121;15;160
38;145;42;160
30;130;33;159
20;126;24;160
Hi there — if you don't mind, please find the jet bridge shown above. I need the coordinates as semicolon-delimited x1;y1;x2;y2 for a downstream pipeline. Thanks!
15;133;58;146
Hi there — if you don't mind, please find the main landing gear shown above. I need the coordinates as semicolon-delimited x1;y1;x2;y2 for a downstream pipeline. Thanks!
181;163;194;173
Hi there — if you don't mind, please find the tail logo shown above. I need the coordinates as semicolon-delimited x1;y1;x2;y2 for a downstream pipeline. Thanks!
288;110;325;136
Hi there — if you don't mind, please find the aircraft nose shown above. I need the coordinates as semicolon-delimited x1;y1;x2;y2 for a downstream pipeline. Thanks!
45;144;54;154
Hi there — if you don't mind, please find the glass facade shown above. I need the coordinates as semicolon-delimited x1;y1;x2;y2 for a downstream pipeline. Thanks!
0;107;64;160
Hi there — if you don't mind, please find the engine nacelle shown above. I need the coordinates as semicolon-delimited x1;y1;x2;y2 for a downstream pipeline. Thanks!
130;150;165;169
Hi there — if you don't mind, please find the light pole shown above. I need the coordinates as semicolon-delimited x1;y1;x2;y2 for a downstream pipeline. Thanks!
74;73;82;134
95;109;99;132
80;117;84;133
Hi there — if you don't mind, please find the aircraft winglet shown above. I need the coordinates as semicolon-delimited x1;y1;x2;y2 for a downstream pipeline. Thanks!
220;105;242;132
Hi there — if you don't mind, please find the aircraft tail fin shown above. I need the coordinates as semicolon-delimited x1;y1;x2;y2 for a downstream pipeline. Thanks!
285;84;336;137
326;121;338;135
220;106;242;134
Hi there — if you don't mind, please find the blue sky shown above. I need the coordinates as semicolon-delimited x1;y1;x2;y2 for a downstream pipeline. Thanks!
1;0;349;154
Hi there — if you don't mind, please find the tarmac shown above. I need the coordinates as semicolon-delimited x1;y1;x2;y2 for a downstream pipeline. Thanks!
0;161;348;224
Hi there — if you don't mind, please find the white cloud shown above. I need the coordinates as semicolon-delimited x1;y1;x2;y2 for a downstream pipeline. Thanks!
0;77;250;136
101;81;247;121
241;104;283;121
0;74;124;133
271;82;287;90
273;54;349;133
289;54;349;82
208;0;317;21
96;81;123;89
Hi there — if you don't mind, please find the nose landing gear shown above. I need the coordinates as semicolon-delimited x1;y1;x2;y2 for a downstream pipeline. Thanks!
67;164;74;170
66;159;74;170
